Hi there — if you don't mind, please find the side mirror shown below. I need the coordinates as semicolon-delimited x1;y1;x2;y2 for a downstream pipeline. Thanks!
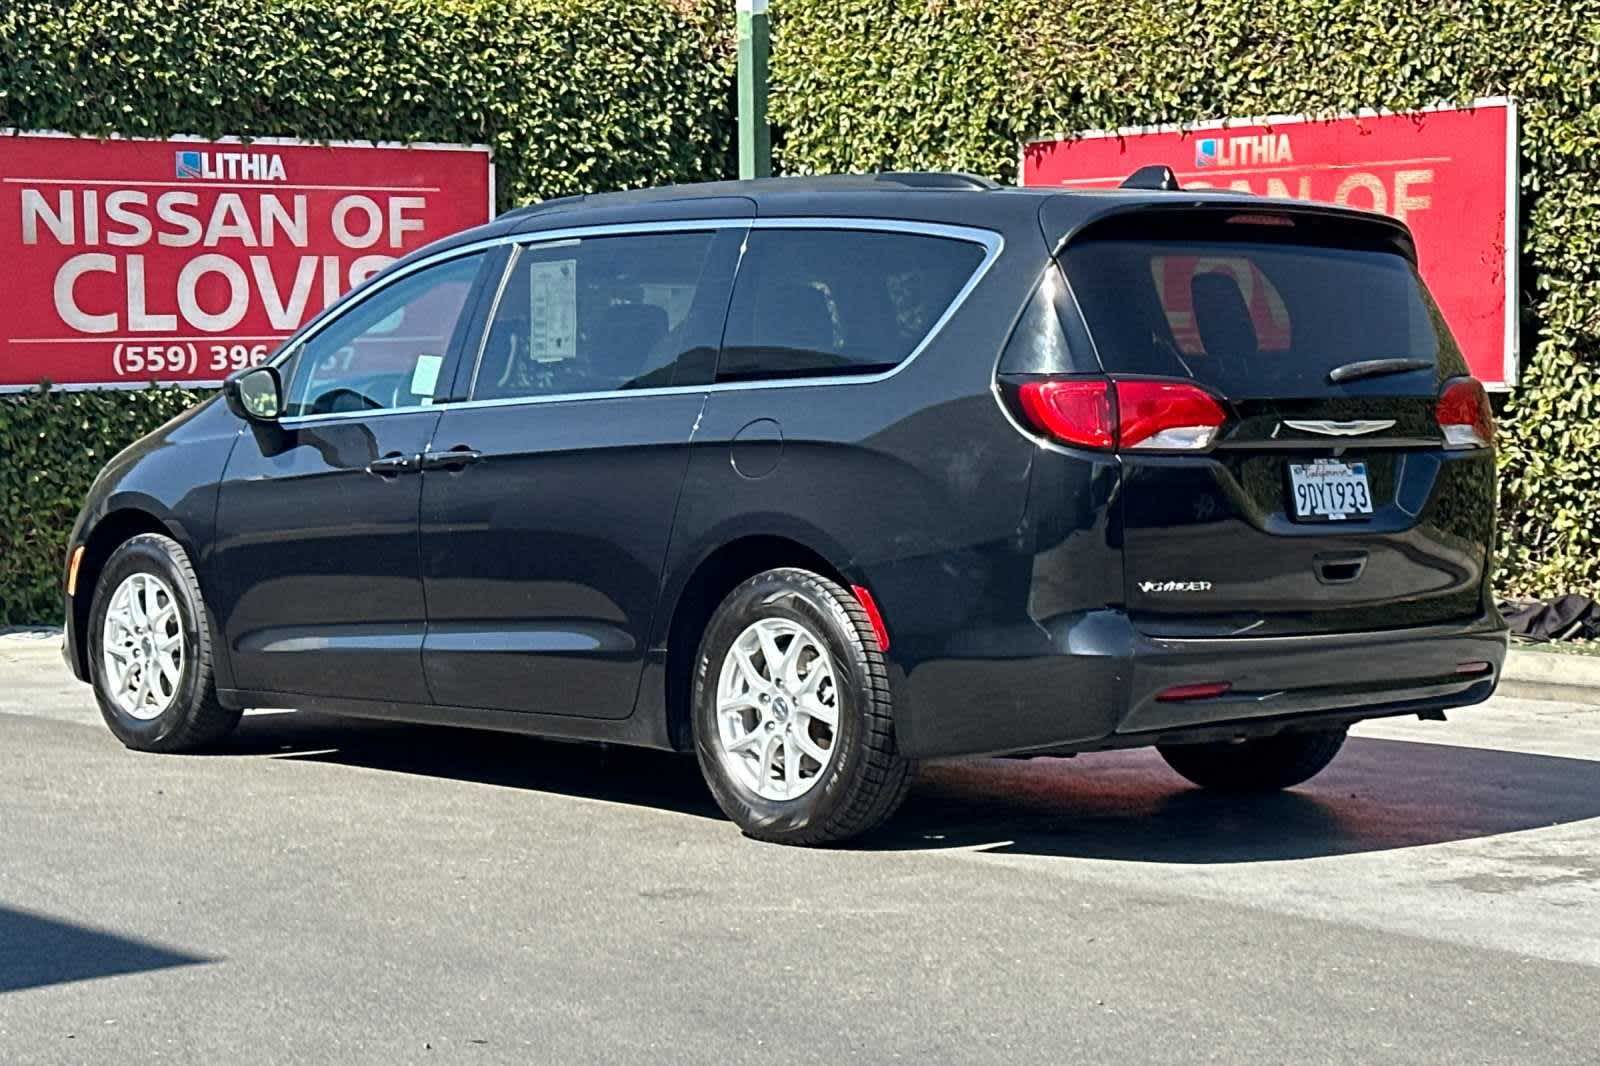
224;365;284;422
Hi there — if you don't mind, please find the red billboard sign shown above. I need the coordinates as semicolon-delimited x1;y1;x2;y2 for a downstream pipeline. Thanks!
1022;99;1519;389
0;132;493;391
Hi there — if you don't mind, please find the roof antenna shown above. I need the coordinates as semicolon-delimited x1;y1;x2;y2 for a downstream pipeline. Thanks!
1121;165;1180;191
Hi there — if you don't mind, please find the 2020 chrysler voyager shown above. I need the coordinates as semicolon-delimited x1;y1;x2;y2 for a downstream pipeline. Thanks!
63;172;1508;845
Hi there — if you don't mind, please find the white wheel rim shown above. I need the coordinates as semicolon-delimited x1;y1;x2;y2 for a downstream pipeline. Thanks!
714;616;840;802
100;572;185;721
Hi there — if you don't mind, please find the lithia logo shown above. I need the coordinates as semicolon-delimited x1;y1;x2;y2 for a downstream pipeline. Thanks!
1194;132;1294;168
175;149;287;182
1138;580;1213;593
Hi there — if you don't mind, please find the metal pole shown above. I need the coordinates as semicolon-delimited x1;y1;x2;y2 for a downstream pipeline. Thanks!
737;0;771;179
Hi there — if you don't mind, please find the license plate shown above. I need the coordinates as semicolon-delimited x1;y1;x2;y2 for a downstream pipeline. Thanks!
1289;460;1373;521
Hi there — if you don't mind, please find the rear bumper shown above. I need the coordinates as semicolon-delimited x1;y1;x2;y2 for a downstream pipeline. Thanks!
899;611;1507;758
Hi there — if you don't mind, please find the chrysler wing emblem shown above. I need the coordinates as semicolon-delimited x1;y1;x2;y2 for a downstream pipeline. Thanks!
1280;419;1396;437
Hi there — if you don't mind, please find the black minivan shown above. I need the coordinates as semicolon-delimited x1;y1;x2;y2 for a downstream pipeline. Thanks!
63;173;1506;845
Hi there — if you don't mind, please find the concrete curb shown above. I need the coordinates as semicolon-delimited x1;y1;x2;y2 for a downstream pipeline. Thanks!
1501;647;1600;706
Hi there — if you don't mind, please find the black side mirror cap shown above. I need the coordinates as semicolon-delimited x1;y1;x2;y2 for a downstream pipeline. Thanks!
224;365;284;422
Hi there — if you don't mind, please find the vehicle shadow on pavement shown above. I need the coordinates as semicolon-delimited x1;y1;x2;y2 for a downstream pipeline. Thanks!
227;713;727;820
0;905;210;994
878;738;1600;862
223;715;1600;862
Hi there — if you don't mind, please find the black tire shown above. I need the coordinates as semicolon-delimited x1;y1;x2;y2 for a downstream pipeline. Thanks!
692;568;915;846
1157;728;1347;793
86;533;241;753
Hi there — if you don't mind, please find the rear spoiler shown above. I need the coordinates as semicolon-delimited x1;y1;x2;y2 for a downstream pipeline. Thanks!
1039;188;1418;263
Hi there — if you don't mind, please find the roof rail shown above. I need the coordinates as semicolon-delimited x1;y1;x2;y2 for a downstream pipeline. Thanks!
498;171;1005;219
498;193;588;220
1120;165;1180;191
873;171;1001;190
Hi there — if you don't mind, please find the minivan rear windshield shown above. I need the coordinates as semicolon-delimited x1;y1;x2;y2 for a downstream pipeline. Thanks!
1059;234;1467;395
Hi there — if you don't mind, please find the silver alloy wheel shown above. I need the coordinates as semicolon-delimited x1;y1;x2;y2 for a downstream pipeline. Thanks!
100;572;185;721
714;616;840;801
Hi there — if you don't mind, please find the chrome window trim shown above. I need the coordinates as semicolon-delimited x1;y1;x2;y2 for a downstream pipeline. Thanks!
464;241;532;400
275;215;1003;427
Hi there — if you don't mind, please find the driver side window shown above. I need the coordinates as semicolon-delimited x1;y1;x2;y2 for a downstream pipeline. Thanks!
282;252;485;418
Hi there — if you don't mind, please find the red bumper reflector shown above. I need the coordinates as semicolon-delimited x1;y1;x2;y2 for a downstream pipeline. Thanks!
851;584;890;653
1456;661;1493;676
1156;682;1232;702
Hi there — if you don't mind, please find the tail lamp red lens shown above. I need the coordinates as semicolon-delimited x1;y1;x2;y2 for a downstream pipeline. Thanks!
1436;377;1495;449
1016;379;1114;449
1116;380;1228;450
1015;378;1227;453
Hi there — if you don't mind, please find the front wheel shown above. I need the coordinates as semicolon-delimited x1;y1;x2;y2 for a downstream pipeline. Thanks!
692;568;914;846
87;533;241;752
1157;728;1347;792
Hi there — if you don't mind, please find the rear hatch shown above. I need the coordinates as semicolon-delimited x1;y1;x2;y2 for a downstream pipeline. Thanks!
1043;205;1496;637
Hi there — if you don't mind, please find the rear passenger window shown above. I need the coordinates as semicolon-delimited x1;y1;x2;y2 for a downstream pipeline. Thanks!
472;230;732;400
718;229;987;381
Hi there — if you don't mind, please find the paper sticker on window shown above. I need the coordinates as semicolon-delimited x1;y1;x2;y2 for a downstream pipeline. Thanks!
528;259;577;362
410;352;443;397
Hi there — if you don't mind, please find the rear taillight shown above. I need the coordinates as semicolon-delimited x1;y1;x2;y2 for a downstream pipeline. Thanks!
1016;379;1114;449
1015;378;1227;453
1116;380;1228;451
1436;377;1495;450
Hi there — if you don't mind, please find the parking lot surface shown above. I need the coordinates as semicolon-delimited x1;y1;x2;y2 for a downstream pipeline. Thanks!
3;635;1598;1064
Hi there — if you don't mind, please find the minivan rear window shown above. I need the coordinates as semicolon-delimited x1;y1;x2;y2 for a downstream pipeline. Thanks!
718;228;986;381
1059;234;1466;395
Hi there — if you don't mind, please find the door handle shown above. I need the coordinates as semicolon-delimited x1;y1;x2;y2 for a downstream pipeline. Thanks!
366;452;420;477
419;446;484;471
1314;551;1368;585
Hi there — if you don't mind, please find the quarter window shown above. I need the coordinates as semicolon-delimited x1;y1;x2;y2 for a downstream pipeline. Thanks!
472;230;730;401
282;253;484;417
717;229;987;381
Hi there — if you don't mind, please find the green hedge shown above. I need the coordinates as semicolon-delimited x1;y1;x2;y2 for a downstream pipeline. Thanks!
0;0;732;623
1;0;733;208
771;0;1600;599
0;389;203;622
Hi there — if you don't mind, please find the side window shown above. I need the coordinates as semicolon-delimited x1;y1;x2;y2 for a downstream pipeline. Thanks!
472;229;731;401
282;252;484;417
718;228;987;381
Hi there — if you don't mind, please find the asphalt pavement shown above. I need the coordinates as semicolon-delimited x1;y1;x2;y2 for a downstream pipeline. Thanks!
3;633;1598;1064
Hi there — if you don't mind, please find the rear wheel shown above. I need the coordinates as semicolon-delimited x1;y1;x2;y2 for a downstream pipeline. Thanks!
87;533;240;753
1157;728;1347;792
692;568;914;845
